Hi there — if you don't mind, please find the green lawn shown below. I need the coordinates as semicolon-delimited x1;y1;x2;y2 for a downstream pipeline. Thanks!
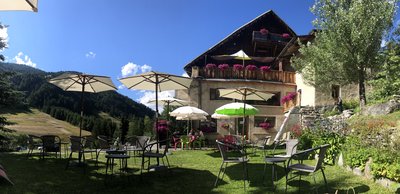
0;148;394;194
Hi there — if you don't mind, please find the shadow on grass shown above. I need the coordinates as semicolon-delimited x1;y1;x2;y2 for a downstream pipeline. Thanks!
0;152;222;194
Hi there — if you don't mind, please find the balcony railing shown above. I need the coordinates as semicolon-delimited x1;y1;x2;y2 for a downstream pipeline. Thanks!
196;67;296;84
252;31;291;44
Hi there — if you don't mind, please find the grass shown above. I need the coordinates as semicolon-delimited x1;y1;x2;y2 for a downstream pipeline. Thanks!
1;108;90;140
0;148;394;194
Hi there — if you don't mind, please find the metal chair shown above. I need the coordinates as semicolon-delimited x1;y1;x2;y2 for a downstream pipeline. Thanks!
140;139;170;175
65;136;86;171
40;135;61;159
26;134;41;157
125;136;150;163
262;139;298;189
285;144;331;192
214;140;249;190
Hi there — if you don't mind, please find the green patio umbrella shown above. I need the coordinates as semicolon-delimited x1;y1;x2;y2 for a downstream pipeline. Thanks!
215;102;258;135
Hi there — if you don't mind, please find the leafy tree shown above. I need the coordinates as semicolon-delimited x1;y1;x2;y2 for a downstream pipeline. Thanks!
143;116;153;137
370;34;400;100
292;0;398;107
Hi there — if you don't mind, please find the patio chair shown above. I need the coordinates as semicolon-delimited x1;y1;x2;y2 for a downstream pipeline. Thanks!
26;134;41;158
125;136;150;162
140;139;170;175
285;144;330;192
0;164;13;186
180;135;190;150
40;135;61;159
214;140;249;190
65;136;91;171
83;136;100;166
262;139;298;189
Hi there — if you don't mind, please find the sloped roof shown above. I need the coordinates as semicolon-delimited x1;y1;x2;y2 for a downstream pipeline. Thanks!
183;10;307;75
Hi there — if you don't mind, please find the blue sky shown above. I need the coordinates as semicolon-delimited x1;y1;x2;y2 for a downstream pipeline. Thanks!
0;0;318;108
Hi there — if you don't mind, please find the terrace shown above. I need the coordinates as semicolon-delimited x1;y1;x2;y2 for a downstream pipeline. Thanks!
193;66;296;84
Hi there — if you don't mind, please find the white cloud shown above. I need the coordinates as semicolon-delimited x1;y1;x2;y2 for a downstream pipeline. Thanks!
138;90;175;113
0;26;8;50
121;62;139;77
13;52;37;68
118;84;126;89
120;62;153;77
182;72;189;77
381;39;387;48
85;51;96;58
141;64;152;73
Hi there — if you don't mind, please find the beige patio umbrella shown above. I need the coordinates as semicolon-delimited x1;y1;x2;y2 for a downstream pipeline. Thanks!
119;71;192;136
0;0;38;12
170;106;209;135
218;87;274;139
212;49;252;66
49;73;117;138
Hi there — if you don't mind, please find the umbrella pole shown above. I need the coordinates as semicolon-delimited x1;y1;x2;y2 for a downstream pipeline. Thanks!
78;81;85;164
155;75;160;165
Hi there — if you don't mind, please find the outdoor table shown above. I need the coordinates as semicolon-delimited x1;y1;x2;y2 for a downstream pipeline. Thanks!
105;150;130;175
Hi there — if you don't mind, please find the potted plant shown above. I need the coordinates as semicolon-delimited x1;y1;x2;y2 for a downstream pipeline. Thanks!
233;64;244;78
259;122;272;131
260;28;269;35
245;65;257;79
282;33;291;39
281;92;297;110
218;64;230;78
205;63;216;78
260;66;271;80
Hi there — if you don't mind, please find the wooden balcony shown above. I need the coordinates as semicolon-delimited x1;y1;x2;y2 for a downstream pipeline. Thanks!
252;31;291;44
196;67;296;84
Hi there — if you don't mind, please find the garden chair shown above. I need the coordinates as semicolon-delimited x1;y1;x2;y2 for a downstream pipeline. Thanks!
140;139;170;175
192;136;206;149
285;144;330;192
65;136;86;170
214;140;249;190
0;164;13;186
40;135;61;159
180;135;190;149
171;135;181;150
262;139;298;189
83;136;100;166
26;134;41;158
125;136;150;162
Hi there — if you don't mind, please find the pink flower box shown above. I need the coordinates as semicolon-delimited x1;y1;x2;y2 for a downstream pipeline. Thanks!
260;28;269;35
245;65;257;71
205;63;217;69
282;33;290;38
260;66;271;72
233;64;244;71
218;64;229;71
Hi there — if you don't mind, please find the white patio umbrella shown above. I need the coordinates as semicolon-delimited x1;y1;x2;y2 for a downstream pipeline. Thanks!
212;49;252;66
49;73;117;138
170;106;209;134
218;87;274;138
147;96;188;120
0;0;38;12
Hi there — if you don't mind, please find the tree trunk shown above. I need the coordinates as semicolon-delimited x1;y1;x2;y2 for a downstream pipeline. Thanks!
358;68;367;108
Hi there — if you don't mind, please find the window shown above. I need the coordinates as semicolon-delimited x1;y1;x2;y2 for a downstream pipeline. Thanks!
210;88;231;100
254;116;276;128
247;92;280;106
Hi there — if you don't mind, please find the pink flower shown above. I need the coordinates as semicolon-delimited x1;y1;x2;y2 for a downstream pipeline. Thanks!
260;66;271;72
218;64;229;71
245;65;257;71
281;92;297;103
282;33;290;38
259;122;271;130
260;28;269;35
233;64;244;71
205;63;217;69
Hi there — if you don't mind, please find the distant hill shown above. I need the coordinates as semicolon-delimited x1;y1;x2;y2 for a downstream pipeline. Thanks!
0;62;155;137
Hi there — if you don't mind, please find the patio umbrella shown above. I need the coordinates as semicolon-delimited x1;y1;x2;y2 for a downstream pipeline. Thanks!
49;73;117;138
211;113;240;119
170;106;209;135
215;102;258;136
212;50;252;66
0;0;38;12
119;71;191;165
147;96;188;120
218;87;274;138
